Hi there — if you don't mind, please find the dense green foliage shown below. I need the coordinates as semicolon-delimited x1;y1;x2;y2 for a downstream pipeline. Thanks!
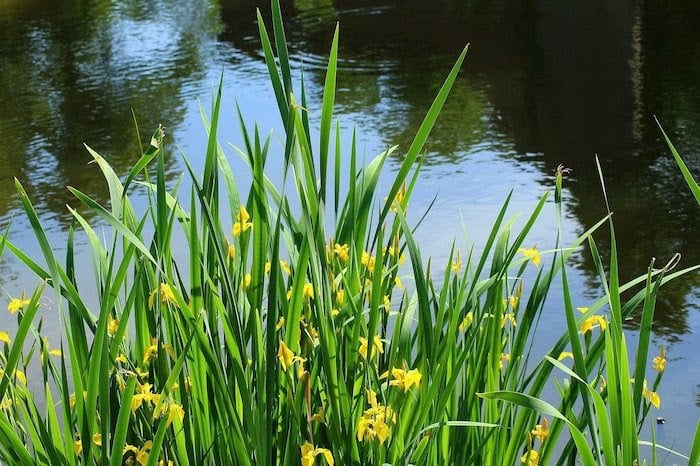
0;1;698;464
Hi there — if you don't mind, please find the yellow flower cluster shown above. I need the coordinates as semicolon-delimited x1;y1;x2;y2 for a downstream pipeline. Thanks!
531;418;549;442
499;353;511;370
501;312;517;328
40;336;62;364
386;241;406;265
142;339;176;364
265;259;292;275
123;440;153;465
361;251;376;271
131;382;160;412
357;389;396;445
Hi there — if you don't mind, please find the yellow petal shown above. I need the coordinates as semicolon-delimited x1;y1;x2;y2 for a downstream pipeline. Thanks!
374;420;391;444
277;341;295;371
557;352;574;361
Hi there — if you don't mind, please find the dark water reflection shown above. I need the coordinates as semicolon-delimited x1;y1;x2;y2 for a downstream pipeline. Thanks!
218;0;700;337
0;0;221;226
1;0;699;437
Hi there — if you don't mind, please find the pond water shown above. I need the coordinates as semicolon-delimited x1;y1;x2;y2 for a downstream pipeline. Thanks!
1;0;699;454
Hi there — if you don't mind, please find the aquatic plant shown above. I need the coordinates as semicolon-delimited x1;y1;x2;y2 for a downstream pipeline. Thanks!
0;1;698;464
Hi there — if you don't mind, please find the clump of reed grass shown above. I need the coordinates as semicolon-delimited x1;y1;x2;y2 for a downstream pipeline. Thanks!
0;1;699;465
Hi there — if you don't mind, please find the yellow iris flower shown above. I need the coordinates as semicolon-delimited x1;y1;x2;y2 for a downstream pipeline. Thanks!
499;353;511;369
108;316;120;336
580;315;607;334
333;243;349;262
652;346;666;372
518;246;541;267
521;449;540;466
385;367;422;392
531;418;549;442
232;205;253;236
148;283;176;309
157;400;185;426
642;379;661;409
357;389;395;445
277;341;305;372
300;442;334;466
7;294;30;314
451;250;462;274
361;251;376;270
358;335;384;360
302;283;314;300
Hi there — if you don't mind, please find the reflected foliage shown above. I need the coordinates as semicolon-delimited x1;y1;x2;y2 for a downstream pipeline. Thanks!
0;0;222;228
